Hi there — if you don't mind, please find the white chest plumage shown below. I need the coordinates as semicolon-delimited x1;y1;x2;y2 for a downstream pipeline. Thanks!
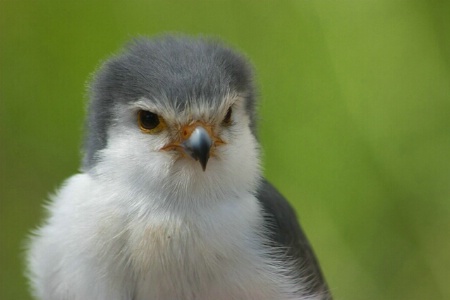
128;193;292;300
28;173;312;300
130;199;281;300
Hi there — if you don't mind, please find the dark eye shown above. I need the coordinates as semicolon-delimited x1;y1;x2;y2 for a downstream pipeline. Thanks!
222;107;232;125
138;110;163;133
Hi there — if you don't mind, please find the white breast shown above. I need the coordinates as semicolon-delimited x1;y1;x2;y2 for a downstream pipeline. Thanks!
128;194;295;300
28;173;316;300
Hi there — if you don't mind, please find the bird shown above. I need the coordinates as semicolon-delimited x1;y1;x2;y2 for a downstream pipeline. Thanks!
26;35;331;300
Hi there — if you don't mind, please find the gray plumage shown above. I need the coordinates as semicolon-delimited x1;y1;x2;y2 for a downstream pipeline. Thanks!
84;36;256;169
257;179;330;298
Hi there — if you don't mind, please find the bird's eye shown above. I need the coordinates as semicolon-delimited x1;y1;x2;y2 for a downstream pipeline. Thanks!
138;110;164;133
222;107;232;125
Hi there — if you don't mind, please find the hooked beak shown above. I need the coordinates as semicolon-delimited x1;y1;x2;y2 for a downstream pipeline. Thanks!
182;126;212;171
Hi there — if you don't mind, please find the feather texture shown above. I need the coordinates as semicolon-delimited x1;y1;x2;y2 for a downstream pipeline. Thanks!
26;35;331;300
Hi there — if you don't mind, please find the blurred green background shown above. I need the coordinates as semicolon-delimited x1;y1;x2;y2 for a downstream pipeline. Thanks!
1;1;449;299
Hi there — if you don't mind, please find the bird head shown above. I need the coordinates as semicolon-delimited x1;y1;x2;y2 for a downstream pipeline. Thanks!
82;36;261;200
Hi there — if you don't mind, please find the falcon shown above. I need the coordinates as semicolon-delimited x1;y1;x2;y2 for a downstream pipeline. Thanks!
27;35;331;300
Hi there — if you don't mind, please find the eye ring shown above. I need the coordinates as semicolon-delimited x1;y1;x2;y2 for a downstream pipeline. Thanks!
222;107;232;125
137;110;165;133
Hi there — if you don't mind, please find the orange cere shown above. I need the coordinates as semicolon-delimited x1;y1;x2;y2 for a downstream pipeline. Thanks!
160;121;225;155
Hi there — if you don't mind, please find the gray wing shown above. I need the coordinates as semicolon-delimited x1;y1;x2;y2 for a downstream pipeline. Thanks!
256;179;332;299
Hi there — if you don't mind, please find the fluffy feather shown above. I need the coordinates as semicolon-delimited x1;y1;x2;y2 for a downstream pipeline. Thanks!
27;35;329;300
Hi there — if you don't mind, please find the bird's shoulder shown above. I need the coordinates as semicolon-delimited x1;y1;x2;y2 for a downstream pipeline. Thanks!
256;179;331;299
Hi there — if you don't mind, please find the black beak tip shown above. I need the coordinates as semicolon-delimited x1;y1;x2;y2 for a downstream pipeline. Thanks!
182;127;212;171
199;155;209;171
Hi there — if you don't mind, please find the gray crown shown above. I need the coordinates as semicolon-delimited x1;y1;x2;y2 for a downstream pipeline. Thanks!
83;35;257;169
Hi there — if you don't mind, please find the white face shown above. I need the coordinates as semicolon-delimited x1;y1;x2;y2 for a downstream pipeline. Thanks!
92;94;261;204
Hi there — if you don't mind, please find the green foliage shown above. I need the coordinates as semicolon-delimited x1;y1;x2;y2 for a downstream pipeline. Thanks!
1;1;449;299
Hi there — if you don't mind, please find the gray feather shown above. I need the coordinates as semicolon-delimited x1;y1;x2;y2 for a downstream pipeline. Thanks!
83;35;257;169
257;179;332;299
